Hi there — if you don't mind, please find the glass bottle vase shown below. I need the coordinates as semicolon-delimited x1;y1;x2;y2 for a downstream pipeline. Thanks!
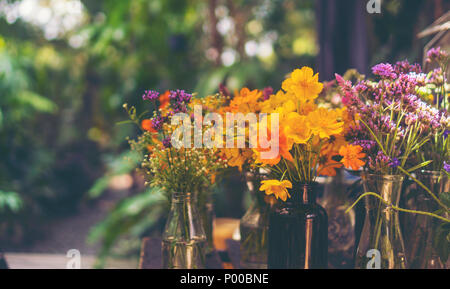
239;172;269;269
319;169;356;269
355;174;407;269
405;171;448;269
268;183;328;269
162;192;207;269
198;190;215;254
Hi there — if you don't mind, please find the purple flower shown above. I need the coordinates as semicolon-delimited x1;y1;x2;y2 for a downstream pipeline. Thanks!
162;136;172;148
443;162;450;173
169;90;192;113
169;90;192;103
219;83;230;97
428;68;444;86
151;115;166;131
142;90;160;101
394;60;422;75
426;47;449;64
444;129;449;140
263;86;274;100
389;158;401;168
443;161;450;173
352;140;376;151
372;63;397;79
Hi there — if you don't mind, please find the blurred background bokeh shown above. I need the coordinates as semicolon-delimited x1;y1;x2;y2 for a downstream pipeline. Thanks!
0;0;448;267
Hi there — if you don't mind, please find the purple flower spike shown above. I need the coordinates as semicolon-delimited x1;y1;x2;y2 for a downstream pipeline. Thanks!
169;90;192;114
444;162;450;173
263;86;274;100
389;158;401;168
372;63;397;79
162;136;172;148
394;60;422;74
142;90;160;101
426;47;448;63
169;90;192;103
151;115;166;131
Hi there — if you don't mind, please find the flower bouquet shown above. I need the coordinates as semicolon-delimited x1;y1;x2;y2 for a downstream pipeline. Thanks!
254;66;352;269
124;90;226;269
336;58;450;269
405;48;450;268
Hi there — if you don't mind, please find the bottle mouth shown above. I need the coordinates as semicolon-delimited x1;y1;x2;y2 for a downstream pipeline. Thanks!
362;173;404;182
171;192;194;201
285;182;319;204
419;170;445;177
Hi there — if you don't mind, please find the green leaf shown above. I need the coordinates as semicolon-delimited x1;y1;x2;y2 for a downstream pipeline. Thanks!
116;120;135;126
87;177;111;199
0;191;23;213
407;160;433;173
16;90;57;113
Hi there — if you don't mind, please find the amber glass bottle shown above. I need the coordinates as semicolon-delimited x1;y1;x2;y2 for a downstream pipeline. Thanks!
268;183;328;269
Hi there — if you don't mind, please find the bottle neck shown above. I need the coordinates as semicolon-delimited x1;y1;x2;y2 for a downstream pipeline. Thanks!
289;183;317;205
301;184;316;204
171;192;195;204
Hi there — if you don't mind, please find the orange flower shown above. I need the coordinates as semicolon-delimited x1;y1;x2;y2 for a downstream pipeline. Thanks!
282;67;323;102
227;88;263;113
159;90;170;110
318;154;343;177
223;148;254;171
141;119;156;132
254;119;294;165
339;145;366;171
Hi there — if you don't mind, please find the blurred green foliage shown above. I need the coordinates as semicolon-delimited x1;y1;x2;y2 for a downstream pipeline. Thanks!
0;0;317;247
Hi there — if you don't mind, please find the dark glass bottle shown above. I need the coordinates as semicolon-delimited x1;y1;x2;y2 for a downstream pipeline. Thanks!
268;183;328;269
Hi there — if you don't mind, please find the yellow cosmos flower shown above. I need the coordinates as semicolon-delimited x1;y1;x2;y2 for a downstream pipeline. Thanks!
307;108;344;139
261;90;296;113
223;148;254;171
260;180;293;202
284;112;312;144
282;67;323;102
227;87;263;113
297;100;317;116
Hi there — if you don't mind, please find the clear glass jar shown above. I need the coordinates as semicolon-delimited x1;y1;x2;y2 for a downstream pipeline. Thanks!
355;174;407;269
405;171;448;269
319;169;356;269
239;172;269;269
162;192;207;269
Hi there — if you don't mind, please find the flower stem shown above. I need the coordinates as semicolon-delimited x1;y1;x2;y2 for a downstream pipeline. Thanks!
346;192;450;223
